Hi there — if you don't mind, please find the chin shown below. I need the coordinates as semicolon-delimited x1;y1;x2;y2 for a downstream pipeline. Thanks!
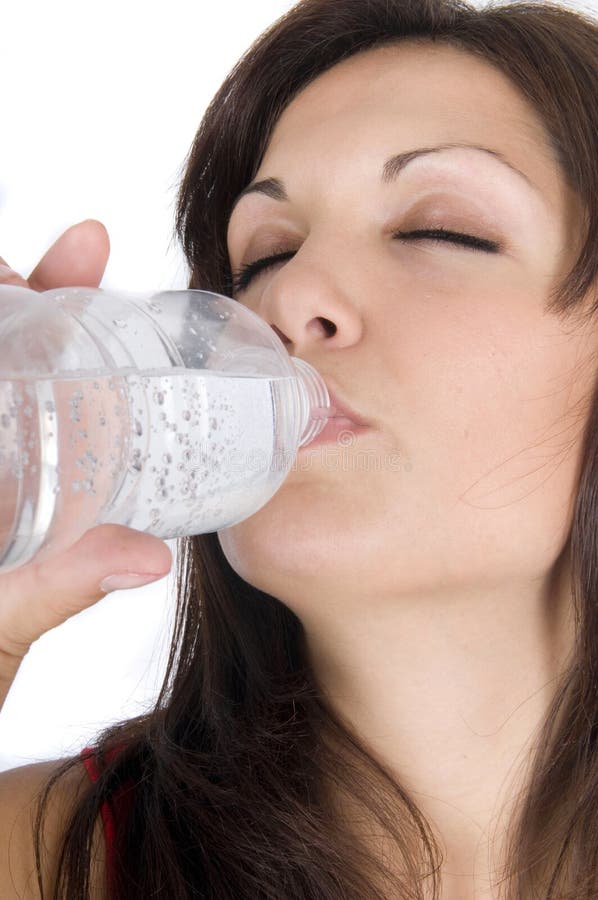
217;497;341;594
216;468;402;598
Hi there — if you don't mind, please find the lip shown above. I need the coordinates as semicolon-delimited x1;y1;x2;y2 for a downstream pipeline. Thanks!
323;385;371;427
300;416;372;450
299;381;373;450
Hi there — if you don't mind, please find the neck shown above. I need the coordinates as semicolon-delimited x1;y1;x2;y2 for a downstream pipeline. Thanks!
304;542;576;898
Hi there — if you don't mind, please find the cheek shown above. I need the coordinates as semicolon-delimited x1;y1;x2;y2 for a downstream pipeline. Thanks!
392;297;591;563
217;279;595;598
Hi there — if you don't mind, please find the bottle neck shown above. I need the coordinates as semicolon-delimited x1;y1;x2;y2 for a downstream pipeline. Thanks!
290;357;331;447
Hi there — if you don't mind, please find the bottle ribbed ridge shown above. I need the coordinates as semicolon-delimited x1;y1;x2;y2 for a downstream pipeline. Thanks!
290;357;332;447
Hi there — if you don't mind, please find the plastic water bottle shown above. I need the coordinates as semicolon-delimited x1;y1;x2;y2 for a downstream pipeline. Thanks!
0;285;332;572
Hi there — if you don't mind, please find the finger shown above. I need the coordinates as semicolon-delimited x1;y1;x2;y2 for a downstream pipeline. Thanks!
27;219;111;292
2;525;172;657
0;259;30;289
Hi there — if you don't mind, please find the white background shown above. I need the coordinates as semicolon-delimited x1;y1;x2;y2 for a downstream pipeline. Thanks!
0;0;296;772
0;0;595;772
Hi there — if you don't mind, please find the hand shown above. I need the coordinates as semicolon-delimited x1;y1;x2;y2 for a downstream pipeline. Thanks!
0;221;172;665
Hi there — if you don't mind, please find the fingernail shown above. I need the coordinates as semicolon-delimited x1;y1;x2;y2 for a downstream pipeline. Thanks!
100;572;164;593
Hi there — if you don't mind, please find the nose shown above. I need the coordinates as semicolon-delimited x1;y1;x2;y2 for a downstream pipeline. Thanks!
257;265;364;356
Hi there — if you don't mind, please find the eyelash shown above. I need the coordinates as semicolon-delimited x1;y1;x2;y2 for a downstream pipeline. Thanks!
230;227;500;294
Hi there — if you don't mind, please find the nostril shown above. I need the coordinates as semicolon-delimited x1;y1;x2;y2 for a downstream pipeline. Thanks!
319;317;337;337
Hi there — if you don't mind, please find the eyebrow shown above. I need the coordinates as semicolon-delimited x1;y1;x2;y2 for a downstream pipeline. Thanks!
229;142;542;215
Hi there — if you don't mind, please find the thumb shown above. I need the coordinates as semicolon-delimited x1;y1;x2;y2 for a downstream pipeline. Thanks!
2;525;172;657
27;219;111;292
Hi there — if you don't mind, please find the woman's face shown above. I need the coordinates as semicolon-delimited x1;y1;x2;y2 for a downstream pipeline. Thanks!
219;41;594;617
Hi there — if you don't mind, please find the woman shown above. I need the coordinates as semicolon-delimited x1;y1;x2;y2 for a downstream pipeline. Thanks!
1;0;597;896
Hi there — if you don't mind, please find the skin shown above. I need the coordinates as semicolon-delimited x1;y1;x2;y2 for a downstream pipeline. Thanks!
220;41;595;898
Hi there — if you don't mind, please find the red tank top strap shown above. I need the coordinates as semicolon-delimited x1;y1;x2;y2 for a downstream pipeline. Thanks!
81;743;135;897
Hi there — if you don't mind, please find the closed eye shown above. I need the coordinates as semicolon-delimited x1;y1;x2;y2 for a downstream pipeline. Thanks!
230;227;501;294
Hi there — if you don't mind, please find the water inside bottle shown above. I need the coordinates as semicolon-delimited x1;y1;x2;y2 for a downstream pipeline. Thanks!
0;367;300;569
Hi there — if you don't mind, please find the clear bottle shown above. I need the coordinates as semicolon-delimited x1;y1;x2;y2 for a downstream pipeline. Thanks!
0;285;332;572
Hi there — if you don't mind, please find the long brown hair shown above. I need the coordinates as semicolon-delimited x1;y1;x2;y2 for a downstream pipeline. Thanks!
34;1;598;897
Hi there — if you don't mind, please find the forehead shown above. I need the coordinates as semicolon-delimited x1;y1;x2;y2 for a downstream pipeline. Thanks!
253;41;562;204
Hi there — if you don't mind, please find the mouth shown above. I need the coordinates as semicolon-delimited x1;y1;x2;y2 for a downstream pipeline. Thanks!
323;385;371;428
300;415;372;450
299;382;373;450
